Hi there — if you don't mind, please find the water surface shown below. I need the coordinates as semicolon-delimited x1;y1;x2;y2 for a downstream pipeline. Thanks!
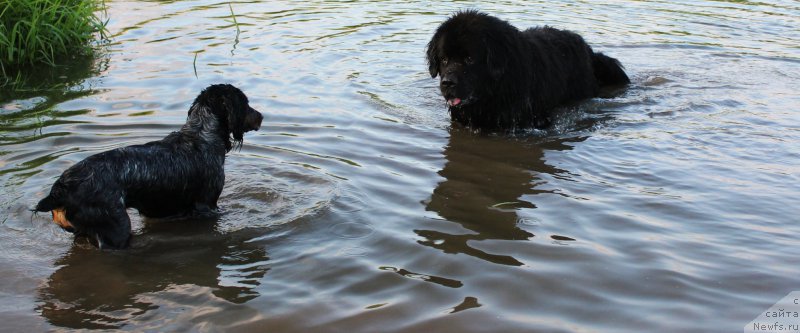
1;1;799;332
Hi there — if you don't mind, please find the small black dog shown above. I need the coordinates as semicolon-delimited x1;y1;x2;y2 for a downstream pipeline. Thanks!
35;84;263;249
427;10;630;130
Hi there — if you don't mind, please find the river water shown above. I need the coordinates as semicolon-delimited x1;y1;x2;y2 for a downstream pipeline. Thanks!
1;1;799;332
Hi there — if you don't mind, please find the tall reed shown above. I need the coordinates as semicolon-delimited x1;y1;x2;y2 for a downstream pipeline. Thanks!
0;0;108;70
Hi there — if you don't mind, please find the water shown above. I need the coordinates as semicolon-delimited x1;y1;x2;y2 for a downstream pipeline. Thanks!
1;1;799;332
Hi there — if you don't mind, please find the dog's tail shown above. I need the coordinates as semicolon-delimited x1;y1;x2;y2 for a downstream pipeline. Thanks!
592;52;631;87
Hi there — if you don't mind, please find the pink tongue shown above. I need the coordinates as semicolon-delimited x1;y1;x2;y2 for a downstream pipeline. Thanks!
448;98;462;106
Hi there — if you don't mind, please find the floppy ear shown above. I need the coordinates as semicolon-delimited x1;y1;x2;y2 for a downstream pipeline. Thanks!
425;34;441;78
222;94;245;151
485;34;511;81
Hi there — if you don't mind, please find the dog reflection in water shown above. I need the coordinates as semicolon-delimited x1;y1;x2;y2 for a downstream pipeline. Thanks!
35;84;263;249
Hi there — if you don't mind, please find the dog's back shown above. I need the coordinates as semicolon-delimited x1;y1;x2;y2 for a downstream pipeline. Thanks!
522;26;628;104
38;137;226;216
525;27;629;85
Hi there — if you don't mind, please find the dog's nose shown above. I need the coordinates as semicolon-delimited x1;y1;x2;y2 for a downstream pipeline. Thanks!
441;74;458;89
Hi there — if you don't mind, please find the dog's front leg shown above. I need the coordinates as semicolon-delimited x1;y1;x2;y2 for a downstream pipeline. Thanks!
191;178;223;217
91;206;132;250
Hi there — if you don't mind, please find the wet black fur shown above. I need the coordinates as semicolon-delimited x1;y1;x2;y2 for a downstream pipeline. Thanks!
34;84;263;249
426;10;630;131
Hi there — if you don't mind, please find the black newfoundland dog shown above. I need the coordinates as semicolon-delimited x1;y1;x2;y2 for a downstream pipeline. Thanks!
427;10;630;130
35;84;263;249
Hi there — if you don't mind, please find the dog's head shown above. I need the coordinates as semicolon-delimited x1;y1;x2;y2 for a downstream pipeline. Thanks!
190;84;263;152
426;10;520;109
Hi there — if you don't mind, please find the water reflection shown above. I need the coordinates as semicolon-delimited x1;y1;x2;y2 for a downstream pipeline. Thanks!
0;53;107;150
0;52;106;104
421;127;582;266
36;217;268;330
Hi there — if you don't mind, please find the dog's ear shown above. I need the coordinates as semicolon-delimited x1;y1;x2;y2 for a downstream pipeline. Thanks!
222;93;246;151
484;34;511;81
426;34;441;78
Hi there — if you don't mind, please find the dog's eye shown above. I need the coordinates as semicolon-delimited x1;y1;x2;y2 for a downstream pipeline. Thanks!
465;56;474;65
442;57;449;65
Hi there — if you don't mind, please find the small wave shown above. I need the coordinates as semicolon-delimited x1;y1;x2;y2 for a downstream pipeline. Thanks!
216;155;338;232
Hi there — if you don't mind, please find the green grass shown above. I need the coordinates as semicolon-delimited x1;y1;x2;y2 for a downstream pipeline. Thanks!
0;0;108;70
229;2;240;36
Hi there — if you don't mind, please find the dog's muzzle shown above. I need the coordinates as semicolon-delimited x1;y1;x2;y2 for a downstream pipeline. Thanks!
246;108;263;131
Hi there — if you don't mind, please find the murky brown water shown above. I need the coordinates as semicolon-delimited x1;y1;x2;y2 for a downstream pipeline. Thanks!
2;1;799;332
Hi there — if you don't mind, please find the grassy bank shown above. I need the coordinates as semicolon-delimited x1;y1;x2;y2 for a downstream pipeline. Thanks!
0;0;108;70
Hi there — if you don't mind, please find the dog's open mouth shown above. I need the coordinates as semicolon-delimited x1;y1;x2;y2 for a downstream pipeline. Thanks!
445;95;472;108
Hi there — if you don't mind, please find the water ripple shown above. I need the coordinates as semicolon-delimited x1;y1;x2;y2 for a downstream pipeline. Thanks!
1;1;799;332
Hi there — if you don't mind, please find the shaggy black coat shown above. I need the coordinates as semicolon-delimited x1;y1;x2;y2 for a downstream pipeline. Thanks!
426;10;630;131
35;84;263;249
